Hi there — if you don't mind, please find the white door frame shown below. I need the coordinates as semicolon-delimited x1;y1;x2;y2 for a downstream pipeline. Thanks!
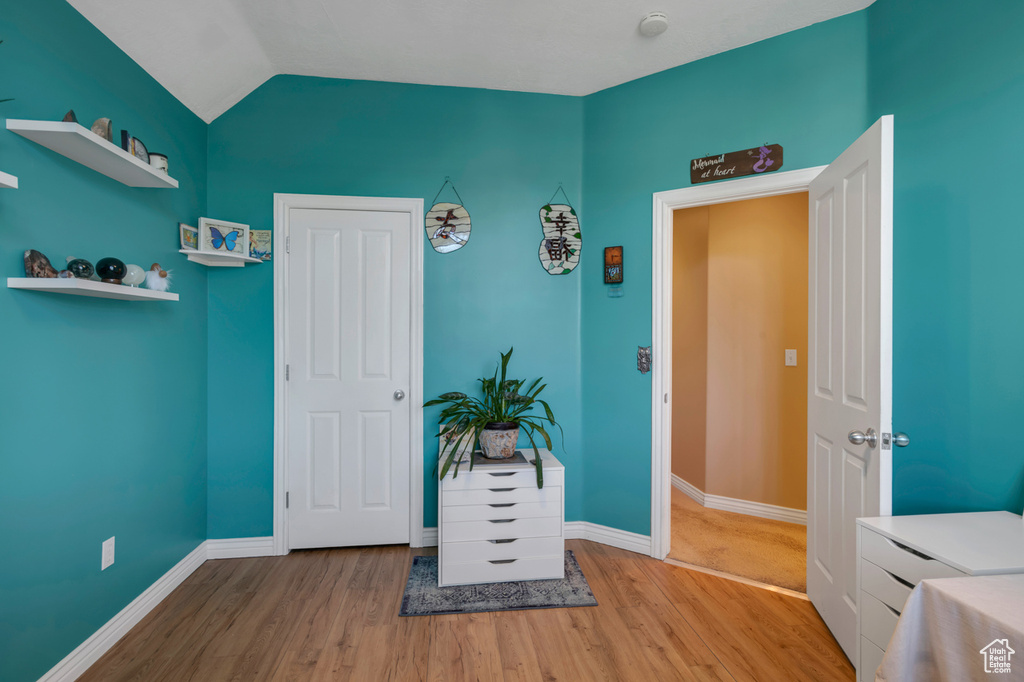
273;193;425;555
650;167;825;560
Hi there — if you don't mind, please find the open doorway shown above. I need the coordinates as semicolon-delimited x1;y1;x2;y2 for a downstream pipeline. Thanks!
667;193;808;593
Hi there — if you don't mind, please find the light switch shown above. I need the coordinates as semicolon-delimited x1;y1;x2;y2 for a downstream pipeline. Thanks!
785;349;797;366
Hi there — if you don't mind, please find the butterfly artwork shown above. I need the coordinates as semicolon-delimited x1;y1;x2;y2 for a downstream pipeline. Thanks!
538;203;581;275
199;217;250;256
425;202;471;254
210;227;240;251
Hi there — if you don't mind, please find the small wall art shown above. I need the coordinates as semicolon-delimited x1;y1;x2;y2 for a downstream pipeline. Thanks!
538;186;581;275
425;178;471;253
604;246;623;284
179;223;199;250
250;230;272;261
199;217;250;255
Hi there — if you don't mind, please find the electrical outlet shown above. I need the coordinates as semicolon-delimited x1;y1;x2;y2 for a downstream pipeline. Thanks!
101;536;115;570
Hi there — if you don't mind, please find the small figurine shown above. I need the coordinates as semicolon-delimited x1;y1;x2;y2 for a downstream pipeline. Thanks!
24;249;58;278
145;263;172;292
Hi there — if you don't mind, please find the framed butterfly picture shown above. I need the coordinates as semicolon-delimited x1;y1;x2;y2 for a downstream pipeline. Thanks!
199;217;250;256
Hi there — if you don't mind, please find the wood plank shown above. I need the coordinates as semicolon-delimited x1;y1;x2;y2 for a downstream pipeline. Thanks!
78;540;853;682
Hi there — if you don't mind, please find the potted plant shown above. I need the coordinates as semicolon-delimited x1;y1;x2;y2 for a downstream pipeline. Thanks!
424;347;561;487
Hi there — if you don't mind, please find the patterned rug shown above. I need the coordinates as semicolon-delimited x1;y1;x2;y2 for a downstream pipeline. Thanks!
399;550;598;616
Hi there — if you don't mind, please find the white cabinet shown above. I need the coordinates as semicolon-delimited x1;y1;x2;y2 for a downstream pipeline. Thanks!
439;449;564;586
856;512;1024;681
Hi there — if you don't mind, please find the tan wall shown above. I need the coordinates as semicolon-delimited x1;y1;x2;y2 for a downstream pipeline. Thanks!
672;192;808;510
671;207;709;491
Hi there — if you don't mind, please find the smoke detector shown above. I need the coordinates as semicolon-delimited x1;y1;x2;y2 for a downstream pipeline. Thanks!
639;12;669;37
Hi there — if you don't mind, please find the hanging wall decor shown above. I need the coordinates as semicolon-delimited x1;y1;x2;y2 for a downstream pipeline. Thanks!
425;177;471;253
538;186;582;275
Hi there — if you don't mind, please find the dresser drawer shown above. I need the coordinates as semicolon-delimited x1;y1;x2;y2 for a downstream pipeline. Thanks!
443;516;561;542
442;468;564;491
443;499;561;523
442;536;563;564
440;554;564;586
859;636;885;682
861;558;914;612
443;485;560;507
861;528;966;584
860;592;901;650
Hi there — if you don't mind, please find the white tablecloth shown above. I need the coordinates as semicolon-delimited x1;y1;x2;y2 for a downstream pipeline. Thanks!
876;574;1024;681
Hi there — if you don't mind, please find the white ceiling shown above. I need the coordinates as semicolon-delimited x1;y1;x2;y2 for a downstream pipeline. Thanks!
67;0;873;124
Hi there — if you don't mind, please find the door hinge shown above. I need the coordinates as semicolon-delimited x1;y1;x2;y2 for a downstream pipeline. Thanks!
286;492;289;509
664;393;669;404
286;235;291;253
285;364;289;380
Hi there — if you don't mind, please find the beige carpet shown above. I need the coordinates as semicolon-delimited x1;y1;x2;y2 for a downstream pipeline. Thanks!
668;488;807;592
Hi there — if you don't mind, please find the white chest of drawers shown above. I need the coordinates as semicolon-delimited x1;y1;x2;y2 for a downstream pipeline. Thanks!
856;512;1024;681
439;449;564;587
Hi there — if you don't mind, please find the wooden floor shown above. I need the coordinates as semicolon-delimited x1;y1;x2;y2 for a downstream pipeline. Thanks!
79;540;853;682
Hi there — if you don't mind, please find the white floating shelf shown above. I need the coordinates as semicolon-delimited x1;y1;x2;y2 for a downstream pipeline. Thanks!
7;277;179;301
6;119;179;189
179;249;262;267
0;170;17;188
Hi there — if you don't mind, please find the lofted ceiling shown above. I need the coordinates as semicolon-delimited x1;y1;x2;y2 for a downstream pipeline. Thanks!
67;0;873;124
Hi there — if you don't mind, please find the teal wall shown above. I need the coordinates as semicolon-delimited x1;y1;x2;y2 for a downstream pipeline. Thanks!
0;1;209;680
579;13;871;533
868;0;1024;514
205;76;584;535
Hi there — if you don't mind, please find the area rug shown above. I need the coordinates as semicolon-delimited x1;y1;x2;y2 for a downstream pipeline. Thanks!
668;488;807;592
399;550;598;616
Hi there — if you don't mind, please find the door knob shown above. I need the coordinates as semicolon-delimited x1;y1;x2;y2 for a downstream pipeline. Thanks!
893;432;910;447
848;428;877;447
394;389;405;401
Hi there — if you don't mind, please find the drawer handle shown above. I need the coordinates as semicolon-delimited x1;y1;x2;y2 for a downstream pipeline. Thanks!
488;519;515;524
888;538;934;561
489;488;514;492
489;539;517;544
489;559;518;565
489;503;515;508
885;570;914;590
488;472;516;477
884;603;901;618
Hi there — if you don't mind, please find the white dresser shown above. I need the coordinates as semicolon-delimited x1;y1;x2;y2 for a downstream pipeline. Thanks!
856;512;1024;681
439;449;564;587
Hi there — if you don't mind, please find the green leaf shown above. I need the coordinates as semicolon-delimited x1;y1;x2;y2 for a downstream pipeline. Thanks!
574;232;582;239
562;268;572;274
569;208;576;216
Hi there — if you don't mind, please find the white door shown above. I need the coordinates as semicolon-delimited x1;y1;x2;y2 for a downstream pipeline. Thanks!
286;206;412;549
807;115;894;661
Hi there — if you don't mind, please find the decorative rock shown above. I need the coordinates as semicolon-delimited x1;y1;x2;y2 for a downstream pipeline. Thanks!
91;117;112;142
65;257;94;279
95;257;127;284
24;249;58;278
122;263;145;287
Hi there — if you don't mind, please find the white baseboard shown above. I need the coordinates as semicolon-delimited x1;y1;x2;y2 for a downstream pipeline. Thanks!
671;475;806;525
564;521;652;555
671;473;705;505
206;536;275;559
421;527;439;547
39;541;209;682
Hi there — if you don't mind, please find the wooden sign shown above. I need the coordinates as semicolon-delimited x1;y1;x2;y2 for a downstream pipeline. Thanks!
690;144;783;184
